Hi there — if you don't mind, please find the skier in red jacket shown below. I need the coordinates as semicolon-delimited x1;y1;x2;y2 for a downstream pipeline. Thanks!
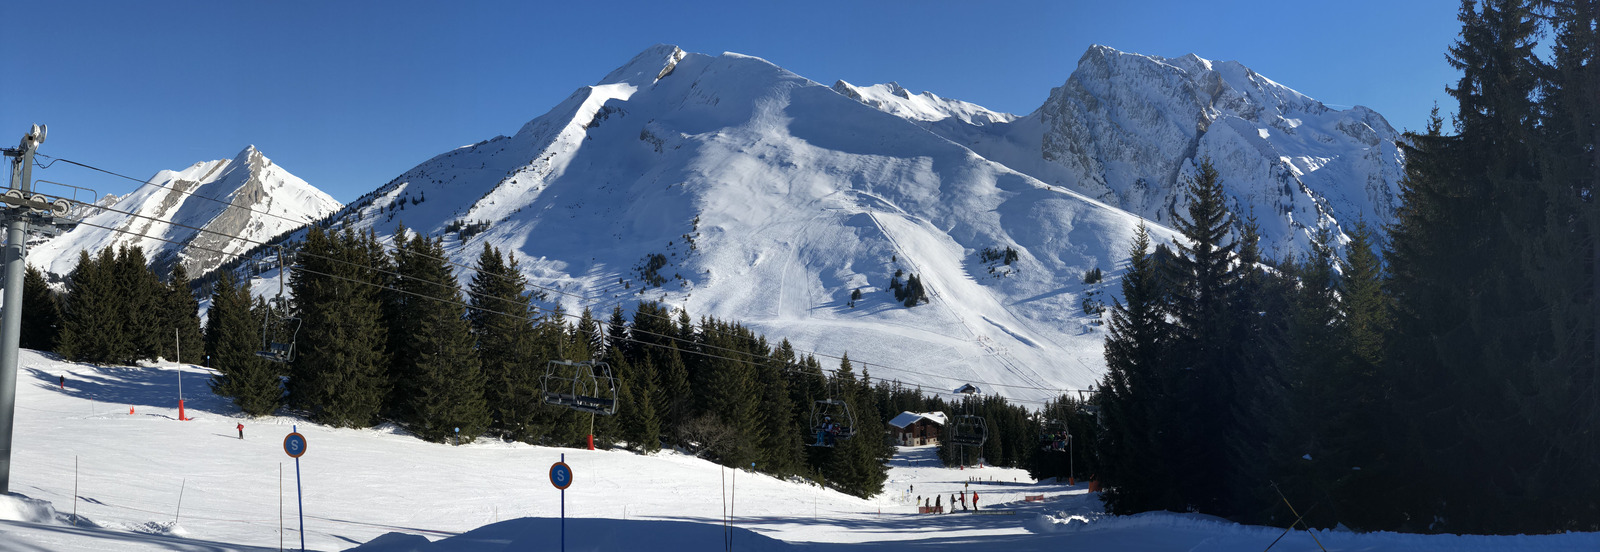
237;423;244;440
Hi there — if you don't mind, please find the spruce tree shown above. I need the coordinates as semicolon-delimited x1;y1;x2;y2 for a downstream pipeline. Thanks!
1530;0;1600;531
1097;224;1176;514
697;319;760;465
59;249;123;364
115;246;164;363
468;243;540;440
1386;0;1550;532
1325;221;1398;529
757;344;801;475
1164;159;1246;515
206;273;280;415
391;233;489;443
287;227;390;427
163;264;204;364
20;265;61;352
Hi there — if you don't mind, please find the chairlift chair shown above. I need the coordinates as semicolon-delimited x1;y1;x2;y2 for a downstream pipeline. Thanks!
806;399;856;447
948;414;989;447
541;360;619;416
256;248;301;363
256;303;302;363
1040;419;1069;452
947;383;989;447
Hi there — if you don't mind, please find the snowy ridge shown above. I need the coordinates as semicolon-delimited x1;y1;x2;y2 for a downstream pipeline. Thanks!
247;44;1401;403
308;45;1165;403
849;44;1405;258
30;146;341;279
832;80;1017;127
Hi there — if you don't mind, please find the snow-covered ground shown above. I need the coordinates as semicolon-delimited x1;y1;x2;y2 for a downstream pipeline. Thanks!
3;350;1597;550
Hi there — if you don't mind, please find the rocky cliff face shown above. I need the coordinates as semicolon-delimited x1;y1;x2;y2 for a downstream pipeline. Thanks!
842;45;1406;258
30;146;341;279
1034;46;1404;255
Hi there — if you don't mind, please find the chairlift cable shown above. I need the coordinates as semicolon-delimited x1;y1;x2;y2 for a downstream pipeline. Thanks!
38;157;1098;398
68;215;1075;405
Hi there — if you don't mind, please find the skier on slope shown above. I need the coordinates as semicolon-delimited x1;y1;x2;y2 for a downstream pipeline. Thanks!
973;491;980;511
237;423;244;440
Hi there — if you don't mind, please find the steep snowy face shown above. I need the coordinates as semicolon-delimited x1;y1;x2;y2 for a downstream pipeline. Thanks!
325;45;1160;402
841;45;1404;258
31;146;341;279
1034;45;1404;256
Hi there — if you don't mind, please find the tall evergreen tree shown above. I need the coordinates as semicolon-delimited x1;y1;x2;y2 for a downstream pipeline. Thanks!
287;227;390;427
59;249;126;364
1163;159;1246;515
467;243;540;440
1386;0;1549;532
20;265;61;352
390;233;489;443
1529;0;1600;530
1098;224;1177;514
162;264;204;364
206;273;280;415
115;246;164;363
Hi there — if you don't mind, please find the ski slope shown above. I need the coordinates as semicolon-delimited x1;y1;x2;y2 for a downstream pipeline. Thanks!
3;351;1597;551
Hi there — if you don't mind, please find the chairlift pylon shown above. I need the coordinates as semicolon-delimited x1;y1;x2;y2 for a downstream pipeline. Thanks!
541;359;619;416
256;247;301;363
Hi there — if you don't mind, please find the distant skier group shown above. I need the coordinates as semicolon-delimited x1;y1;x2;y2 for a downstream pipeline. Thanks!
917;489;980;513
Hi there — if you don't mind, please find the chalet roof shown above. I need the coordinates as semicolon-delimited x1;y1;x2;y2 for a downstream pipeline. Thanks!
888;411;947;429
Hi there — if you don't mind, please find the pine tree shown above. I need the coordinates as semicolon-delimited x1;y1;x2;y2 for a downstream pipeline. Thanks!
605;306;660;452
1529;0;1600;530
1164;159;1245;515
1326;221;1399;529
58;249;124;364
115;246;164;363
1386;0;1549;532
391;233;489;443
163;264;204;364
1097;224;1177;514
695;319;760;465
468;243;540;440
206;273;280;415
756;344;801;475
287;227;390;427
20;265;61;352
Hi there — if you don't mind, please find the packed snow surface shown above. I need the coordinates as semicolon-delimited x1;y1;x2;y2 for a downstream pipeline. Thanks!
3;351;1598;550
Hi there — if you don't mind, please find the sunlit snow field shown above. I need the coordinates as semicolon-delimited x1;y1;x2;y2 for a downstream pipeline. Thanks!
3;351;1596;551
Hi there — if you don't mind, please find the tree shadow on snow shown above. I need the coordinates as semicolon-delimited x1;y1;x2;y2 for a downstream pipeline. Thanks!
26;364;235;417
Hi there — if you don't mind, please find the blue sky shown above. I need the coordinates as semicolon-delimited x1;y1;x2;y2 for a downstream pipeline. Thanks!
3;1;1462;204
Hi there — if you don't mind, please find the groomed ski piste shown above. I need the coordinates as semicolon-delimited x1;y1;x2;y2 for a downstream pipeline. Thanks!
2;351;1596;551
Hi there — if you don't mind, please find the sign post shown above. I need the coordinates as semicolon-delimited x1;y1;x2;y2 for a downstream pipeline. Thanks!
284;427;307;551
550;454;572;552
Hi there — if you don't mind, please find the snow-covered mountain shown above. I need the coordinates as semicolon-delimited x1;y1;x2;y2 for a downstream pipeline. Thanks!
247;44;1402;403
842;45;1405;258
31;146;341;279
299;45;1158;403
